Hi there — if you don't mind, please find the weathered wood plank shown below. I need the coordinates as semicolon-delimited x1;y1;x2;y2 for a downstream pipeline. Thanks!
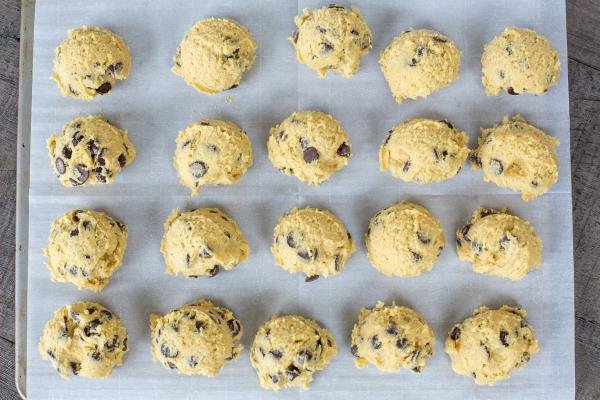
0;337;18;400
567;0;600;70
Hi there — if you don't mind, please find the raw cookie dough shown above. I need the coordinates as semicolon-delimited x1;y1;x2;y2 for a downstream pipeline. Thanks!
445;305;540;386
47;116;136;187
267;111;352;185
173;119;253;195
250;315;337;391
351;301;434;372
161;208;249;278
481;27;560;96
172;18;257;94
44;209;127;292
380;29;461;103
380;118;469;183
52;26;131;100
271;207;355;281
39;301;128;379
149;299;242;376
365;201;445;277
470;115;559;201
291;4;372;77
456;207;542;280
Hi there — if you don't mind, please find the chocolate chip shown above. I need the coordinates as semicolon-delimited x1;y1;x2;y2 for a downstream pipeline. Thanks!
167;361;177;370
292;30;299;44
227;319;241;336
297;250;311;260
118;154;126;168
351;29;359;35
96;82;112;94
105;335;120;352
91;351;102;361
185;253;190;266
95;168;107;183
74;164;89;184
269;350;283;359
336;142;351;157
470;153;482;167
507;87;519;95
471;240;483;253
122;338;128;351
70;362;81;375
460;224;472;241
500;330;509;347
68;265;78;276
82;220;91;230
412;366;422;373
396;337;408;349
55;158;66;175
182;140;191;148
432;36;447;43
303;147;319;163
107;62;123;75
319;42;334;53
171;323;179;333
68;85;79;96
351;344;359;357
450;326;461;341
72;133;83;146
489;159;504;175
188;355;198;368
285;365;301;381
440;120;454;129
160;343;178;358
62;146;72;159
86;306;96;314
480;341;491;358
411;251;423;263
209;265;220;277
499;234;510;249
499;70;506;79
403;159;411;172
479;208;498;218
286;233;297;248
199;246;212;258
195;321;206;332
297;349;313;364
206;144;218;152
97;156;106;166
408;58;418;67
190;161;207;178
305;274;320;282
371;335;382;349
270;374;280;384
531;180;539;187
316;26;327;34
334;254;341;271
47;350;55;359
386;324;398;335
417;231;430;244
100;310;112;320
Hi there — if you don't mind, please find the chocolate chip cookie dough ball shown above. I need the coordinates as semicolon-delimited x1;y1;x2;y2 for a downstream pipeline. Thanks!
149;299;243;376
44;209;127;292
39;301;128;378
161;208;249;279
52;26;131;100
365;201;445;277
456;207;542;280
482;27;560;96
267;111;352;185
445;305;539;385
291;4;372;78
271;207;355;281
250;315;337;391
380;119;469;183
380;29;461;103
172;18;257;94
470;115;559;201
47;116;136;187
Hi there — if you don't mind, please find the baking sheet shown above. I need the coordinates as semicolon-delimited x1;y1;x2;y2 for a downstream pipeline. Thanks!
25;0;574;398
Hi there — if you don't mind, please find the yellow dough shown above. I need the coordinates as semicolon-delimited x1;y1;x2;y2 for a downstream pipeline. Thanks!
351;301;434;373
456;207;542;280
172;18;257;94
291;4;372;77
161;208;249;279
47;116;136;187
481;27;560;96
271;207;355;281
173;119;253;195
380;29;461;103
44;209;127;292
445;305;540;386
380;118;469;183
471;115;559;201
149;299;243;376
267;111;352;185
250;315;337;391
39;301;128;379
365;201;445;277
52;26;131;100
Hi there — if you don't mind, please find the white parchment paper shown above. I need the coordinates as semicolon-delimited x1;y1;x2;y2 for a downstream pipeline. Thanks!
26;0;574;398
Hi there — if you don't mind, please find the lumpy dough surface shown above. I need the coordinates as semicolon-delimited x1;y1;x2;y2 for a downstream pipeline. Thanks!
471;115;559;201
380;29;461;103
351;301;434;372
291;4;372;77
380;118;469;183
456;207;542;280
445;305;540;386
39;301;128;379
365;201;445;277
172;18;256;94
173;119;253;195
267;111;352;185
44;209;127;292
149;299;243;376
52;26;131;100
250;315;337;391
161;208;249;278
482;27;560;96
271;207;355;281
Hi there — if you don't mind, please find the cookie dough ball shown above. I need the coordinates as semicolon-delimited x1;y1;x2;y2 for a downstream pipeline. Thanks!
445;305;540;385
380;119;469;183
268;111;352;185
351;302;434;372
380;29;461;103
457;207;542;280
365;201;445;277
291;4;372;78
52;26;131;100
44;209;127;292
250;315;337;391
161;208;249;278
271;207;355;281
149;299;243;376
471;115;559;201
173;119;253;195
39;301;128;378
47;116;136;187
172;18;257;94
481;27;560;96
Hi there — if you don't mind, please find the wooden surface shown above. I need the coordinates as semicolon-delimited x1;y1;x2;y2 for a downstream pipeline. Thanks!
0;0;598;398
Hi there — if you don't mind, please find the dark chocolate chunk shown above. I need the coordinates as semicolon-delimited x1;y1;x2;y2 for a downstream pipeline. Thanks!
336;142;351;157
450;326;461;341
500;330;509;347
489;159;504;175
160;343;178;358
285;365;301;381
319;42;334;53
195;320;206;332
269;350;283;359
371;335;382;349
417;231;430;244
55;158;66;175
227;319;241;336
411;251;423;263
70;362;81;375
402;159;411;172
396;337;408;349
386;323;398;335
303;147;319;163
209;265;220;277
118;153;126;168
96;82;112;94
351;344;359;357
507;87;519;95
190;161;207;178
188;355;198;368
286;233;297;248
297;349;313;364
305;274;320;282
